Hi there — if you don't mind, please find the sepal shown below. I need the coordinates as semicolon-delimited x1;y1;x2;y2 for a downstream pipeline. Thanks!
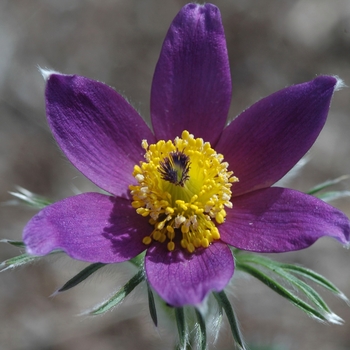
307;175;349;195
213;290;246;350
316;190;350;203
55;262;106;294
282;263;349;302
0;239;26;248
235;252;348;324
7;186;52;209
307;175;350;203
1;239;62;271
87;269;145;315
147;282;158;327
175;307;188;350
194;308;207;350
1;253;41;272
0;250;61;272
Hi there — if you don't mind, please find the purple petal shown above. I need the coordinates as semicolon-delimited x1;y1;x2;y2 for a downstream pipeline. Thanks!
151;3;231;145
145;241;234;307
45;74;155;196
220;187;350;252
23;193;149;263
217;76;338;196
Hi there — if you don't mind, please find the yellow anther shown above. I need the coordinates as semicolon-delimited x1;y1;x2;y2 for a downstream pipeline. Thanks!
176;200;188;211
181;239;187;249
201;238;209;248
149;218;156;225
131;201;142;208
153;230;161;241
181;225;189;234
157;220;166;230
130;130;237;253
187;243;195;253
211;227;220;240
136;208;150;217
167;241;175;251
165;207;174;215
134;164;142;173
190;195;198;203
167;228;175;240
194;238;201;248
215;212;225;224
166;226;174;234
230;176;239;183
181;130;190;139
143;236;152;245
159;234;167;243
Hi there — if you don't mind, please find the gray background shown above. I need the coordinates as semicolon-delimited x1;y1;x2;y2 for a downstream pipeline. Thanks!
1;0;350;349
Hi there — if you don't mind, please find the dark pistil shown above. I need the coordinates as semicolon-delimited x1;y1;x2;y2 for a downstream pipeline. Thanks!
158;150;190;186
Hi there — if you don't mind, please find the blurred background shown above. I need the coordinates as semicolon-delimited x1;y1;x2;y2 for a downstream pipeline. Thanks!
1;0;350;349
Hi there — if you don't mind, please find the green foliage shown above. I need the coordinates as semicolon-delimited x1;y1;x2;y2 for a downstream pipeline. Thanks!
214;290;246;350
0;240;61;272
88;269;145;315
235;252;347;324
307;175;349;195
195;308;207;350
175;307;188;350
147;282;158;327
57;262;106;293
307;175;350;203
8;186;52;209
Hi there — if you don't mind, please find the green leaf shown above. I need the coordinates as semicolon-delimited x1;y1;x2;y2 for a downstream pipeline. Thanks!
147;283;158;327
213;290;246;350
89;269;144;315
175;307;187;350
307;175;349;195
57;262;105;293
237;253;347;300
0;239;26;248
282;263;348;301
315;190;350;202
1;250;61;272
236;262;334;323
1;253;40;271
129;251;145;268
195;308;207;350
277;272;330;312
8;186;52;209
247;259;331;313
212;295;224;344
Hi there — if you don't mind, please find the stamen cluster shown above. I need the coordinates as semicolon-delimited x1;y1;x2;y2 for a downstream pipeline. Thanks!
129;130;238;253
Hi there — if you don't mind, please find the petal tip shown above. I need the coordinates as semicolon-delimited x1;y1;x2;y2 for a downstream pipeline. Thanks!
314;75;345;92
38;66;62;81
179;3;222;32
333;75;347;91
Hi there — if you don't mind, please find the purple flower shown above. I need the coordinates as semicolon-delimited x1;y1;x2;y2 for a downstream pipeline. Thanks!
23;3;350;307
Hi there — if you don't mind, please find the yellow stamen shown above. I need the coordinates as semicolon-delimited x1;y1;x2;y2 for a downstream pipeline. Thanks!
129;130;238;253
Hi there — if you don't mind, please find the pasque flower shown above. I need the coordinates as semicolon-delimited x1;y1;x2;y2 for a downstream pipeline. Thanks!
24;3;350;307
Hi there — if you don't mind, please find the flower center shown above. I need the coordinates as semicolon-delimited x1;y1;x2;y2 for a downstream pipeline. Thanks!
129;130;238;253
158;150;190;187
